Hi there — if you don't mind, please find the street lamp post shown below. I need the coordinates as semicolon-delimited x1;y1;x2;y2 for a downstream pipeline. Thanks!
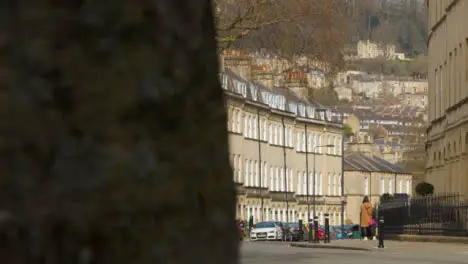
282;117;289;223
340;112;345;239
312;108;333;220
305;124;310;221
313;144;335;219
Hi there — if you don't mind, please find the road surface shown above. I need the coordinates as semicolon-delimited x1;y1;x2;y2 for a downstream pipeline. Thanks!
240;241;468;264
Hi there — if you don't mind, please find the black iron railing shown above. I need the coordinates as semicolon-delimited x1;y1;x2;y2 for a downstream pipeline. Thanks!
378;193;468;237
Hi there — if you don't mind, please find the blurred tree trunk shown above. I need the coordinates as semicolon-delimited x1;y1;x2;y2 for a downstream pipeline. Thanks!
0;1;237;263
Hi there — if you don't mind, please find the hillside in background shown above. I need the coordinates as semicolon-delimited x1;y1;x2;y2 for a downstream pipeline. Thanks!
346;0;428;57
345;55;428;77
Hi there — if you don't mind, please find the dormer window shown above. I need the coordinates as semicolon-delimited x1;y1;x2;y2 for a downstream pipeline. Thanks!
219;73;228;90
249;83;258;101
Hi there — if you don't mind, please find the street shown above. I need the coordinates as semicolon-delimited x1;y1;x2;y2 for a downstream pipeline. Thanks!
240;241;468;264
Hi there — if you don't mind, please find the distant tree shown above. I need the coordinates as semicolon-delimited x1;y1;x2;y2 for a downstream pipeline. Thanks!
415;182;434;196
343;124;354;140
345;0;428;56
407;55;428;77
309;84;340;106
368;124;387;139
217;0;349;75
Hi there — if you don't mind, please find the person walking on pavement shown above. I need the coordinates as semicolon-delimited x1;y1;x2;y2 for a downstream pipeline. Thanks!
360;196;373;240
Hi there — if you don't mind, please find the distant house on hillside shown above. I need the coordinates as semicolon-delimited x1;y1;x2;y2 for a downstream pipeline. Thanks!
334;86;352;101
356;40;396;60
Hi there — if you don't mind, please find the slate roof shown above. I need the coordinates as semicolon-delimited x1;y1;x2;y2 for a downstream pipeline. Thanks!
344;152;409;174
221;69;336;122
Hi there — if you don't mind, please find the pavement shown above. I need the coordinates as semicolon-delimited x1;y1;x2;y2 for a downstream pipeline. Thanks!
240;240;468;264
291;239;468;252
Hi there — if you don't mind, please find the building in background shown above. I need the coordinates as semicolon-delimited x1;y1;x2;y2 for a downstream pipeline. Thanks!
344;151;413;225
426;0;468;198
334;86;353;101
356;40;396;60
221;61;344;225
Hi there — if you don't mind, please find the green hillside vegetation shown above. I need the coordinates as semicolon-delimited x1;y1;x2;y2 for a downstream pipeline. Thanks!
346;0;428;57
346;55;427;77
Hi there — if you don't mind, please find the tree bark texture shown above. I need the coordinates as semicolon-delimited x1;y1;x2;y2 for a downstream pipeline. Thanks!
0;1;237;263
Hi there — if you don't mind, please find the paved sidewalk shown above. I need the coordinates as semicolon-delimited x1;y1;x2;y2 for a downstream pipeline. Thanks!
243;242;468;264
290;239;468;253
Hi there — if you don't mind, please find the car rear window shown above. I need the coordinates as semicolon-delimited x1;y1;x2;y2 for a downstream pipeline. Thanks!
255;222;276;228
288;223;299;228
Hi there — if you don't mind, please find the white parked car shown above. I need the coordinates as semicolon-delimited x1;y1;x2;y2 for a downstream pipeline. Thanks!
250;221;284;241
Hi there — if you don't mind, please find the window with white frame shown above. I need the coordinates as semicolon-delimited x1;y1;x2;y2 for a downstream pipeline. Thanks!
239;155;243;183
399;179;403;193
253;117;257;138
230;109;235;131
296;132;301;150
327;173;331;195
288;127;293;146
337;136;342;155
246;116;251;138
245;159;249;186
330;136;338;155
284;126;288;146
277;125;281;145
297;171;302;194
318;135;322;153
236;158;241;183
233;155;238;182
285;169;289;192
232;155;237;182
307;132;312;152
254;160;259;186
302;171;307;195
364;176;369;195
406;179;410;194
252;116;258;138
309;172;314;195
273;125;277;144
279;125;283;146
333;174;337;195
380;177;385;195
270;166;274;190
338;174;342;195
250;160;254;186
263;119;267;140
255;118;259;139
269;123;273;143
277;125;280;145
389;178;393;194
318;172;323;195
280;167;284;192
275;167;280;191
244;116;248;137
313;172;318;195
289;169;293;192
236;110;241;132
250;116;254;138
263;162;267;187
231;155;235;181
313;133;317;151
259;161;263;187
